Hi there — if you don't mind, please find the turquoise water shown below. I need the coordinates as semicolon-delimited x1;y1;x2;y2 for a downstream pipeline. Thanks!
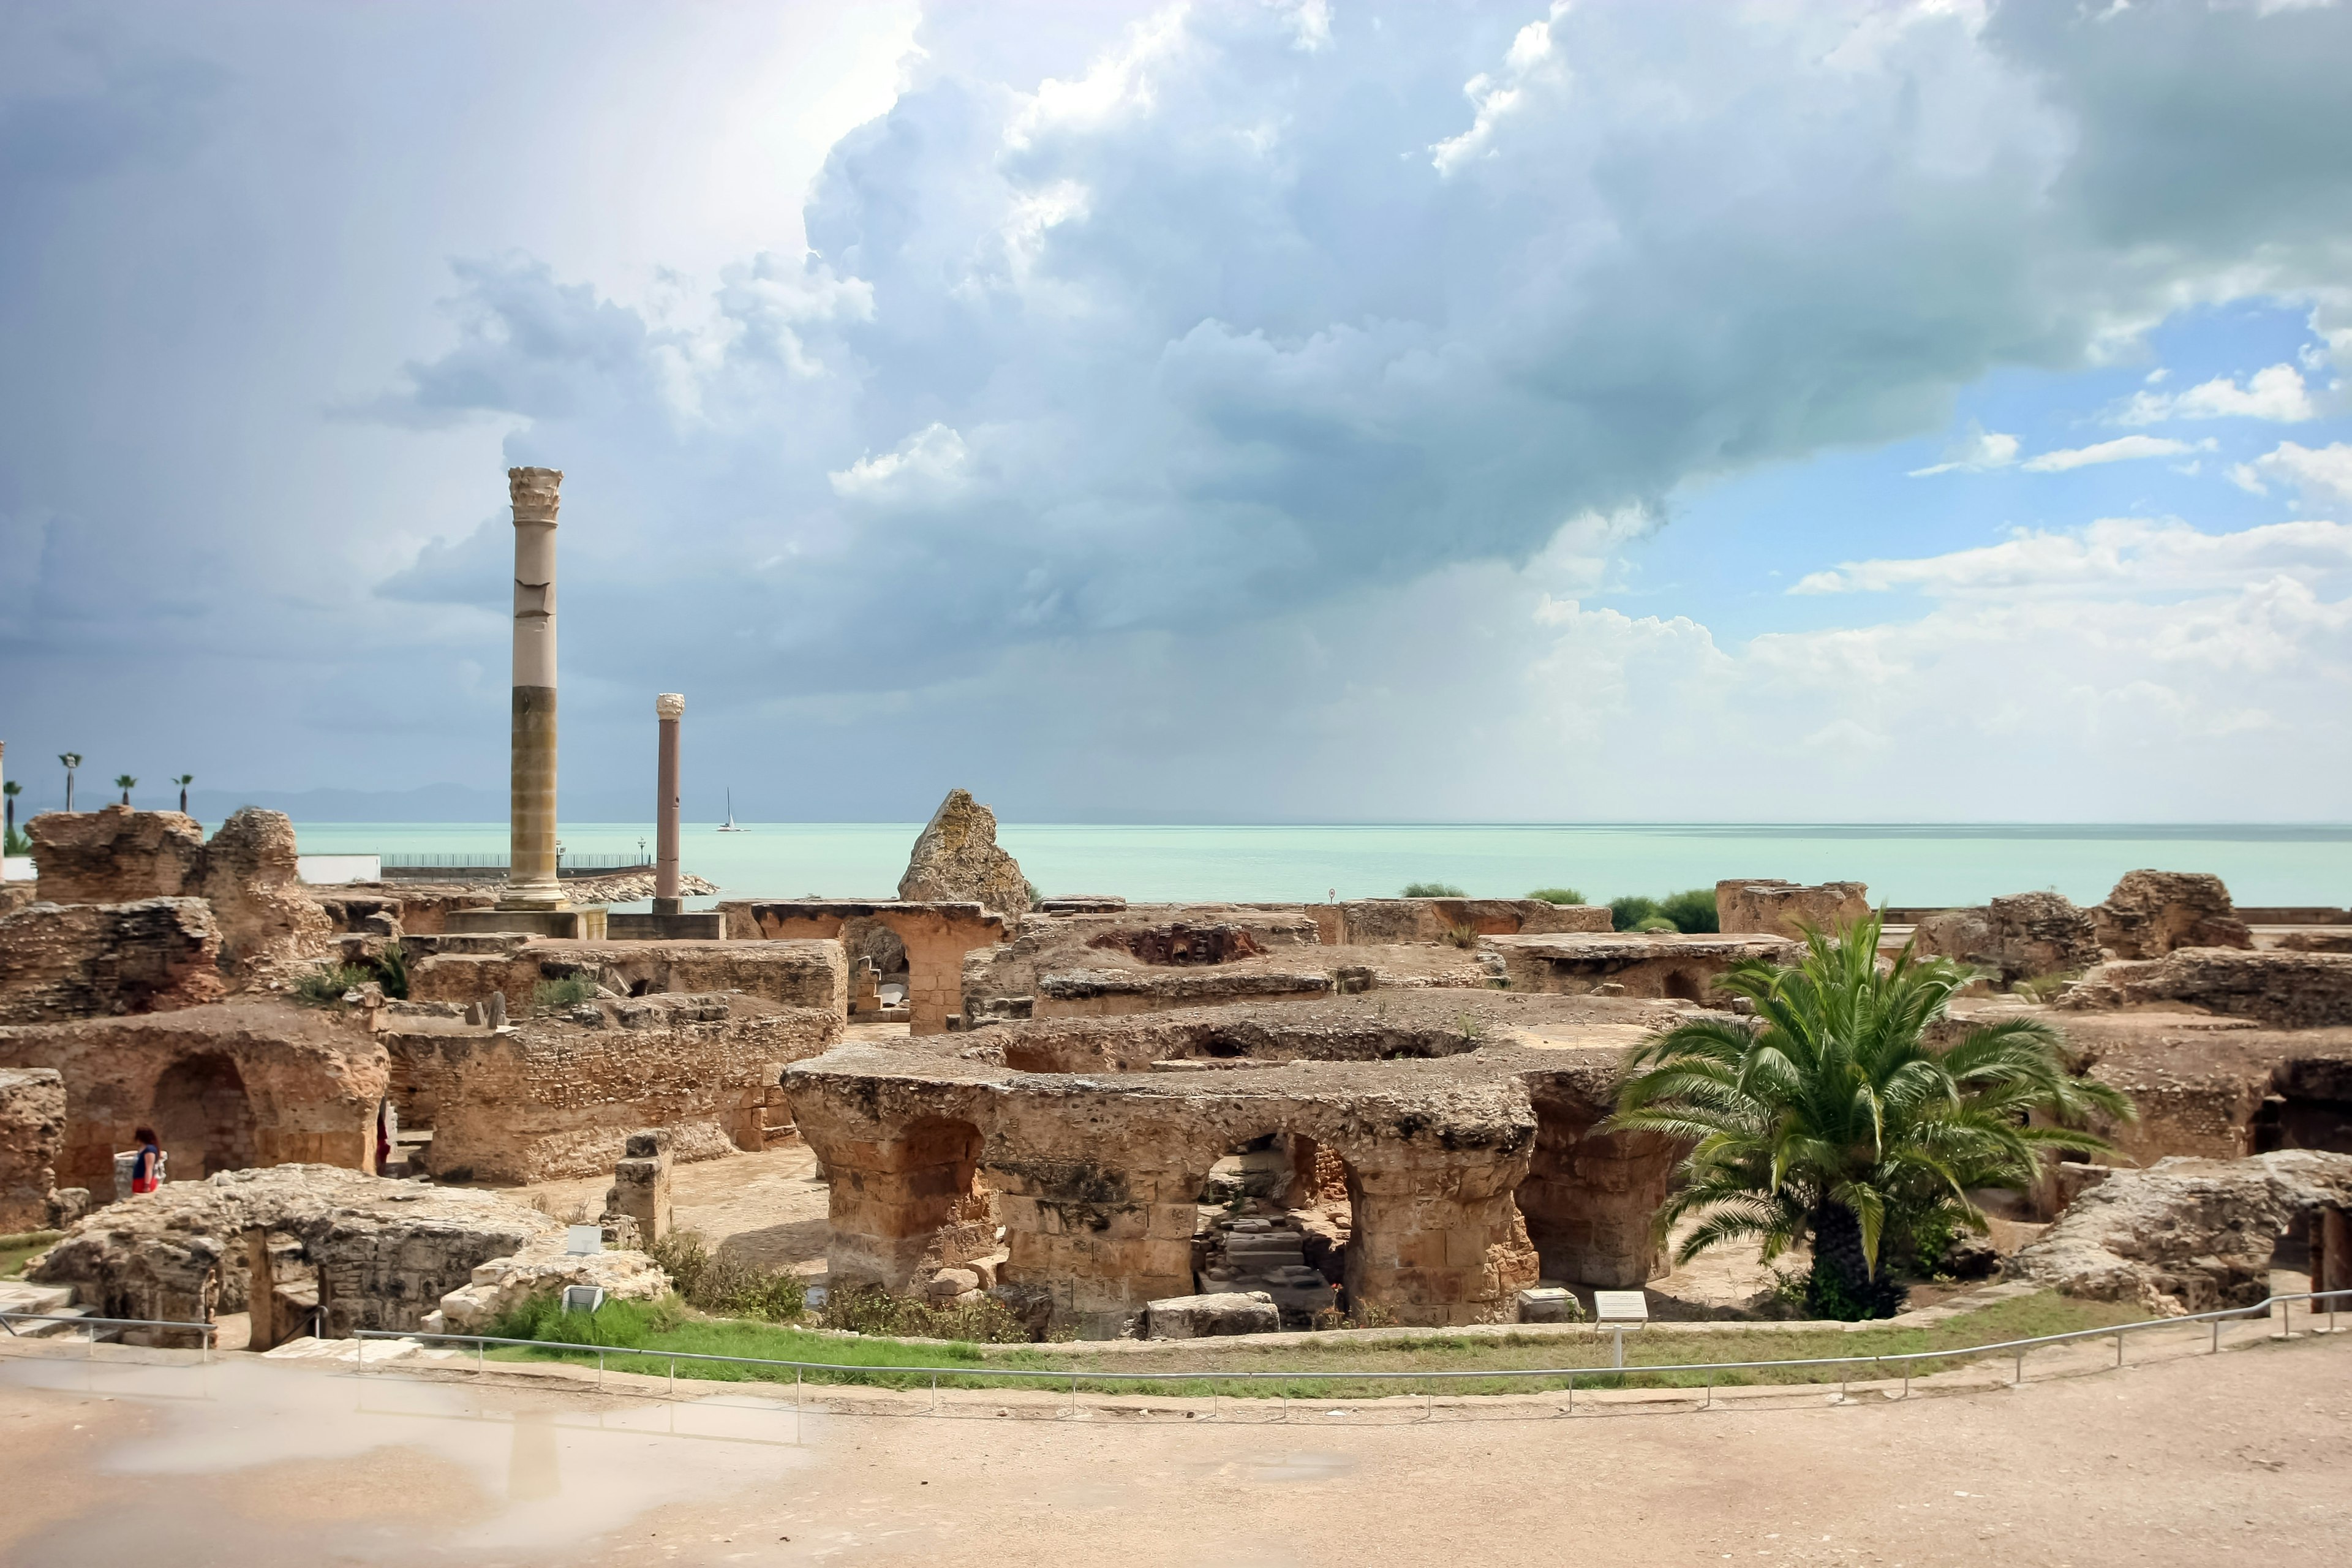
282;822;2352;909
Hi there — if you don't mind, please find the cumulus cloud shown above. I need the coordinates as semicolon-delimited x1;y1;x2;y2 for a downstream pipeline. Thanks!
10;0;2352;818
2114;363;2318;424
2231;440;2352;505
2021;434;2212;472
1909;423;2020;477
1791;516;2352;598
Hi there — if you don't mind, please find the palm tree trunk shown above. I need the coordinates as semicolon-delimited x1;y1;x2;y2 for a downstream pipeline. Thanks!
1806;1200;1907;1320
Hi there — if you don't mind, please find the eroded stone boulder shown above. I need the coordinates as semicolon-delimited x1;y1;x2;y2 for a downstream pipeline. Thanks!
2095;870;2252;959
1913;891;2101;984
897;789;1030;919
0;1066;65;1232
0;899;227;1024
2007;1150;2352;1314
1145;1290;1281;1339
199;807;332;976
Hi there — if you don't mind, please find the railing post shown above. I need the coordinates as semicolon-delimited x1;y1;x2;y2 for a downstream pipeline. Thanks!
2013;1347;2023;1387
2115;1330;2124;1368
2212;1316;2221;1354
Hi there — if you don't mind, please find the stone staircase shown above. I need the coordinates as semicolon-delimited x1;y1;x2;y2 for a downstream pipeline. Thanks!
0;1281;113;1340
1198;1218;1337;1326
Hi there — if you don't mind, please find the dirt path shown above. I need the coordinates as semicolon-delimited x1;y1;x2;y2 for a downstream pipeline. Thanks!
2;1324;2344;1566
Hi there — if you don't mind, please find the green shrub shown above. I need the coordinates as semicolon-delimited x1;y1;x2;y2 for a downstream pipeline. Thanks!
1655;888;1720;933
373;941;410;1000
648;1229;808;1321
1440;921;1481;949
293;963;376;1008
819;1283;1031;1344
1608;895;1660;931
1401;881;1466;898
1024;878;1042;910
533;974;597;1014
1526;887;1586;906
1632;915;1677;933
2011;970;2080;1003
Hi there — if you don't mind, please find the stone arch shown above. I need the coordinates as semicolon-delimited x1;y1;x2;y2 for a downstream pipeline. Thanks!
1515;1079;1678;1288
1186;1125;1359;1326
1662;968;1703;1003
827;1113;994;1292
151;1052;258;1178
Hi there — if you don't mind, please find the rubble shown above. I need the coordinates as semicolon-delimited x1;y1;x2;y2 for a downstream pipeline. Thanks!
1145;1291;1281;1338
2007;1150;2352;1314
26;1163;662;1344
2094;870;2252;959
2062;949;2352;1030
1915;892;2102;983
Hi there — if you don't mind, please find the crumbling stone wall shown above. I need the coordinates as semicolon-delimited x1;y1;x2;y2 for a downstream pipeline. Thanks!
724;901;1004;1035
407;935;846;1017
0;1066;66;1231
1517;1074;1678;1287
0;998;386;1191
414;998;839;1183
1715;880;1870;938
25;807;206;902
1487;932;1798;1000
1915;892;2101;984
2095;870;2252;959
2064;950;2352;1030
0;899;227;1023
1329;899;1612;944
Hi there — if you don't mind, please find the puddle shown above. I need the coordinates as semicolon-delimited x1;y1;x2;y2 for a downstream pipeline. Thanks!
1;1352;820;1564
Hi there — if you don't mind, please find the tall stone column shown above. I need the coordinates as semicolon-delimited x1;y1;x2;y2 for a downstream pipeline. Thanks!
654;693;684;914
502;467;564;910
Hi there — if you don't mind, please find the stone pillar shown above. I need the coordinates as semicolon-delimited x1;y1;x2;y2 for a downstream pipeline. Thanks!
503;467;564;910
654;693;684;914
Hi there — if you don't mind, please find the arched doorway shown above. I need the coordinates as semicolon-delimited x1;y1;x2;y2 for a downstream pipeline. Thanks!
1191;1131;1357;1327
151;1053;258;1178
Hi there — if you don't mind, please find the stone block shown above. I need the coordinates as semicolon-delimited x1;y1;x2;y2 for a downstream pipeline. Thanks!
1144;1291;1280;1339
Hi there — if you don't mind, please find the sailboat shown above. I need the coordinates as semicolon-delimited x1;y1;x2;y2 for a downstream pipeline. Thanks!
717;788;746;831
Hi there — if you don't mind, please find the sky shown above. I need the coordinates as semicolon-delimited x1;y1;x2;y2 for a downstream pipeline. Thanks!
1;0;2349;825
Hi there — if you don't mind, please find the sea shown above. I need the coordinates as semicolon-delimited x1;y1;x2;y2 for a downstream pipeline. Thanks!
281;822;2352;911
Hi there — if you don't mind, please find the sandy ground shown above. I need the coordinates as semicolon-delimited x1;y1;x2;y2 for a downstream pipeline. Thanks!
1;1323;2344;1566
508;1145;835;1276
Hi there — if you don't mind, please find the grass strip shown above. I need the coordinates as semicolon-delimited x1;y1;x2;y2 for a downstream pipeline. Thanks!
480;1291;2149;1400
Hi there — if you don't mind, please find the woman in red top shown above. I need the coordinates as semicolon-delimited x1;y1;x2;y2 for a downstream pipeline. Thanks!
130;1128;163;1194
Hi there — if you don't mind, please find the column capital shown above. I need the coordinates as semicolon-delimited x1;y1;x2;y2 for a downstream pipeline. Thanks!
507;466;564;524
655;692;686;720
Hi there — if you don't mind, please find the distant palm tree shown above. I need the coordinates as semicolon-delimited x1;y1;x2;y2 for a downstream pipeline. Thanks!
3;779;21;854
173;774;194;813
115;774;137;805
58;753;81;813
1606;912;2133;1319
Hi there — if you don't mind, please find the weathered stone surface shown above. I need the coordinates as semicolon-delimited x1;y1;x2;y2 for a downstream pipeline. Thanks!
0;1066;66;1232
897;789;1030;919
0;899;227;1023
0;998;388;1189
198;807;332;977
2008;1150;2352;1314
2095;870;2252;959
1912;893;2103;983
25;1163;663;1343
1486;931;1798;1001
788;990;1686;1335
27;807;205;903
393;996;837;1183
1330;899;1613;944
407;936;846;1017
960;904;1324;1027
603;1128;674;1243
2062;949;2352;1030
1145;1291;1280;1338
1716;880;1869;939
723;902;1004;1036
432;1235;669;1334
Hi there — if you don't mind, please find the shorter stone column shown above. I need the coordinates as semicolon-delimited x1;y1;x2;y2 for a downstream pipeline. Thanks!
654;693;684;914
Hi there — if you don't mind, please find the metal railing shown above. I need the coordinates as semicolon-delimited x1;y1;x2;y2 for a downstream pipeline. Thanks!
381;852;649;871
342;1287;2348;1416
1;1311;216;1360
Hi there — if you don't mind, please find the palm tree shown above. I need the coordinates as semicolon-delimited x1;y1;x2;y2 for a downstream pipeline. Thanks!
114;774;137;805
1605;912;2133;1320
2;780;23;855
58;753;81;813
173;774;194;813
